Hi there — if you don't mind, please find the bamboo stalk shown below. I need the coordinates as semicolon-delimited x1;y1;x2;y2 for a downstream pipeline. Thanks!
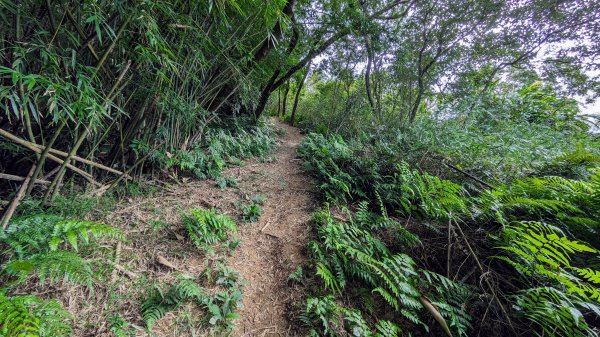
0;128;99;185
1;165;36;229
25;120;66;196
42;166;61;180
93;16;132;76
64;8;110;75
0;127;128;177
0;173;50;185
95;141;165;196
44;127;90;202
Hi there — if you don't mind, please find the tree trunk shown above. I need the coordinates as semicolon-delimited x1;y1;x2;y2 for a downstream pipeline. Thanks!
277;87;281;116
291;62;311;126
364;37;378;118
281;81;290;116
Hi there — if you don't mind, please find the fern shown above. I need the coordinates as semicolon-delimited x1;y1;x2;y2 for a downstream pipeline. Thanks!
374;320;402;337
514;287;599;337
183;208;237;249
4;251;93;287
0;292;72;337
540;147;600;179
48;219;123;252
1;215;122;255
1;215;121;287
300;296;343;337
574;268;600;285
308;205;471;335
499;221;600;334
477;173;600;247
300;296;405;337
141;277;209;330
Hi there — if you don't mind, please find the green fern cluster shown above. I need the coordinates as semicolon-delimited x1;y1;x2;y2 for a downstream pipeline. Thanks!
298;133;356;203
476;169;600;336
1;214;122;287
141;277;208;330
299;131;600;336
300;295;403;337
376;163;468;220
307;205;471;336
0;291;72;337
299;133;468;220
539;146;600;179
142;268;244;332
478;171;600;247
514;287;599;337
183;208;237;251
498;221;600;336
149;120;277;179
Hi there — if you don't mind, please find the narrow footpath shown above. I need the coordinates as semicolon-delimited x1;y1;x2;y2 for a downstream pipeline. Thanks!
228;122;317;336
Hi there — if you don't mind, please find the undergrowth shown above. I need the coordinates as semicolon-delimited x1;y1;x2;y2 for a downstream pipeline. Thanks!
298;131;600;336
142;208;245;334
0;215;122;335
141;119;278;180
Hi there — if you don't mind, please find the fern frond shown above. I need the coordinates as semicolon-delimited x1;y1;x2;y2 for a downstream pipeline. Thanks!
49;220;123;251
183;208;237;248
374;320;402;337
0;292;72;337
574;268;600;285
4;251;93;288
1;215;122;257
141;277;208;330
514;287;596;337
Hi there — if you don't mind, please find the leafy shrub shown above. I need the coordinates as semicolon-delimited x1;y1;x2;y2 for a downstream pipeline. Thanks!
241;202;262;223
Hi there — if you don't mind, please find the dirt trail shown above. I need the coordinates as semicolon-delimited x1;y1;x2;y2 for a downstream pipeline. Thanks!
228;121;316;337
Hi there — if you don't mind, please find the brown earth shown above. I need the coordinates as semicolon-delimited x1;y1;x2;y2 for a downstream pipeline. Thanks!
228;122;317;337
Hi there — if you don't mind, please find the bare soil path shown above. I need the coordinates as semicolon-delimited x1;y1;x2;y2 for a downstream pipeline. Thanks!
228;121;316;337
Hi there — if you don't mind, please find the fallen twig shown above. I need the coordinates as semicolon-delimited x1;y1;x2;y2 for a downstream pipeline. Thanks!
453;218;517;335
156;254;179;271
444;162;493;189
